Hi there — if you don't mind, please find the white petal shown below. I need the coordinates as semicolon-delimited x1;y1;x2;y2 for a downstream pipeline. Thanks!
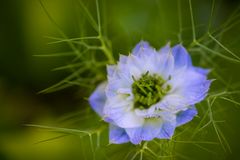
159;43;171;54
125;118;163;144
113;110;144;128
156;50;174;80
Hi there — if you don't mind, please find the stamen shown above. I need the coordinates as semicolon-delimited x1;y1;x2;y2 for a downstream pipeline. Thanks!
132;72;171;109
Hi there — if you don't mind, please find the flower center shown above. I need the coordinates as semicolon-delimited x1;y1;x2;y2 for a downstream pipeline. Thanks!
132;71;171;110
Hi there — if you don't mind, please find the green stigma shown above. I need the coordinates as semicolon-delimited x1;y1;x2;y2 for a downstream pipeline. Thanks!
132;71;171;110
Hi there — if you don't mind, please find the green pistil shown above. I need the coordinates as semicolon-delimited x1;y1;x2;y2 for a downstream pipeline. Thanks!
132;72;171;110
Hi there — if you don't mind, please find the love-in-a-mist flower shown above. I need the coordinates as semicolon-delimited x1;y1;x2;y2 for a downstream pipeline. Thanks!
89;41;211;144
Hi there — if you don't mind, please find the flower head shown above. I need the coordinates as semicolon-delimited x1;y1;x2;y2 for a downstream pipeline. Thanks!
89;41;211;144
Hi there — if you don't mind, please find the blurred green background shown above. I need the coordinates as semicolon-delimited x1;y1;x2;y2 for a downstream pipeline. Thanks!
1;0;240;159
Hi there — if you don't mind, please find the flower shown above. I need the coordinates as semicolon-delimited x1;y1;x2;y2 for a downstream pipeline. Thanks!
89;41;211;144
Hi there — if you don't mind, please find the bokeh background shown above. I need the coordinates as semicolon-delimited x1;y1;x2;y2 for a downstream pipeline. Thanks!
1;0;240;159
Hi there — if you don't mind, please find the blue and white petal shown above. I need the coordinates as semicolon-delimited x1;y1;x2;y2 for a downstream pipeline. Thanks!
172;44;192;69
108;108;144;128
109;124;130;144
125;118;163;144
89;82;107;116
159;43;171;55
132;41;155;57
156;69;211;111
158;121;176;139
193;67;210;75
104;96;144;128
157;50;175;79
176;106;197;126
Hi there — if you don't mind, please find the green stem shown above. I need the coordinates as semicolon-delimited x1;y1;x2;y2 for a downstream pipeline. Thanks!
99;36;115;64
